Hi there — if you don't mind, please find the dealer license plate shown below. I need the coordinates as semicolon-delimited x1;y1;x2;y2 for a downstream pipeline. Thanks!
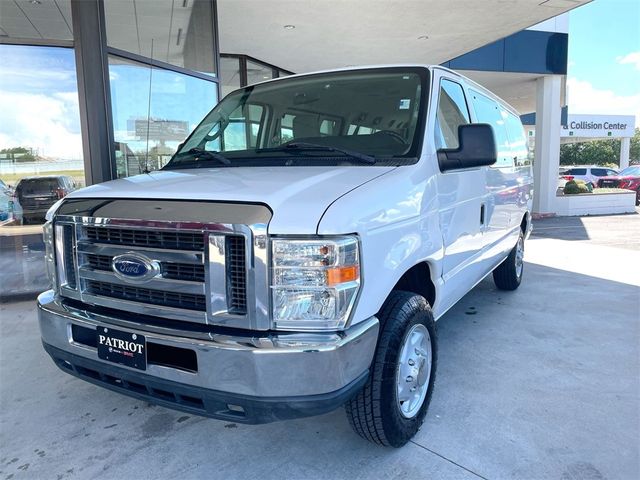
97;327;146;370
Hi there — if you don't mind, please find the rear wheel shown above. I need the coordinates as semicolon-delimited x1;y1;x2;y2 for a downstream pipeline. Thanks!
345;291;437;447
493;230;524;290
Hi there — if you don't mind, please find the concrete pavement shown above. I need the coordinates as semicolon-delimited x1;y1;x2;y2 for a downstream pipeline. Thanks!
1;213;638;479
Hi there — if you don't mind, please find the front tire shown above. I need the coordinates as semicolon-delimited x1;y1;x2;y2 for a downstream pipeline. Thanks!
346;291;437;447
493;230;524;290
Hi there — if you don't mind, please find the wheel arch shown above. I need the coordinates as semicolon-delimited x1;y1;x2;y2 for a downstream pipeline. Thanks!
388;261;437;308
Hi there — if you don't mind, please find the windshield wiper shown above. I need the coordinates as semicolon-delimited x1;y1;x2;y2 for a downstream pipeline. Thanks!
173;147;231;166
258;142;376;165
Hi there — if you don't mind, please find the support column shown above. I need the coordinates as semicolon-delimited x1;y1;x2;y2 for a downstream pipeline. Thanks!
620;137;631;170
532;75;562;215
71;0;115;186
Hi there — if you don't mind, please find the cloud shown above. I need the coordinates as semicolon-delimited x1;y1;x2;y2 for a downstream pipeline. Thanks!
616;51;640;70
567;77;640;125
0;90;83;160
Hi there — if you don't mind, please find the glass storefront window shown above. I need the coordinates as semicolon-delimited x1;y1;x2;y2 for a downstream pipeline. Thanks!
0;0;72;41
108;55;218;178
104;0;216;76
0;44;83;298
220;56;241;98
246;59;274;86
220;55;293;95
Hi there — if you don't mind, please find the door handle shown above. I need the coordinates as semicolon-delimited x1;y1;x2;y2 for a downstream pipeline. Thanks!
480;204;485;225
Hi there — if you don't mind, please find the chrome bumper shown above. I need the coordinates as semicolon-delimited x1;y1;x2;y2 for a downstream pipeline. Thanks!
37;290;379;398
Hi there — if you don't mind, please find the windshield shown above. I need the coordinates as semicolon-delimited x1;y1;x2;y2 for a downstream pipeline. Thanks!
165;67;428;169
619;166;640;176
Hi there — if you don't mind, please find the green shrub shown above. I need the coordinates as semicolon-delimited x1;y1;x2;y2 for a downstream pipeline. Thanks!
563;180;591;195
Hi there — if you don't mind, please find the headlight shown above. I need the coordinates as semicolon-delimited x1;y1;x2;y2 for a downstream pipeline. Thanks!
43;221;56;289
271;236;360;331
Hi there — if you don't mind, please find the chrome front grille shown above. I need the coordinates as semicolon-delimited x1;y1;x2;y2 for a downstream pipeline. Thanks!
225;235;247;314
86;253;206;283
56;218;256;327
61;224;77;289
53;199;271;330
85;226;205;251
85;280;207;311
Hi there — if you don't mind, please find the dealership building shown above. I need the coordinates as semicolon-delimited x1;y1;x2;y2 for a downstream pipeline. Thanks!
0;0;619;297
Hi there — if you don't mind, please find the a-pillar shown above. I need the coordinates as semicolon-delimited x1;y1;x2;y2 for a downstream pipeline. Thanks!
532;75;563;216
620;137;631;170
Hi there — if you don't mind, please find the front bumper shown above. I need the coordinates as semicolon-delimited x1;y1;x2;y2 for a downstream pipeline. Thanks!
38;291;379;423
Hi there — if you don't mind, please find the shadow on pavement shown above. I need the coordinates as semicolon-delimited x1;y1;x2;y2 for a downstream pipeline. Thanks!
532;216;591;241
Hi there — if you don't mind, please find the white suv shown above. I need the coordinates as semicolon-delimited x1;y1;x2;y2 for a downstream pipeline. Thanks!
560;166;619;187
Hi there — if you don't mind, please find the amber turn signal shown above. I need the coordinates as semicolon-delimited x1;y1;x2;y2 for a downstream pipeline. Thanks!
326;265;359;286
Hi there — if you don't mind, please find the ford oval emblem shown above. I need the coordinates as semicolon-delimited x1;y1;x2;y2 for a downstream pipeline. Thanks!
112;253;160;283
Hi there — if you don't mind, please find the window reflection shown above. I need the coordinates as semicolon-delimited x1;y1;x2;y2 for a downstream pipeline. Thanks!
104;0;216;76
246;60;274;86
219;55;293;98
0;45;82;298
108;56;218;177
220;56;241;98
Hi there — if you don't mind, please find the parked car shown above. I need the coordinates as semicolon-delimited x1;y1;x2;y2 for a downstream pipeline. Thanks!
14;175;76;224
0;188;23;225
597;165;640;205
38;65;533;447
559;166;619;188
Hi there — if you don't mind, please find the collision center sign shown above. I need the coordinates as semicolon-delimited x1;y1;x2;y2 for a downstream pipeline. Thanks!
561;114;635;138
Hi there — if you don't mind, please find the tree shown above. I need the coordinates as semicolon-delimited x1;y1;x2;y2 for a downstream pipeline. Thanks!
559;127;640;167
630;127;640;164
0;146;36;162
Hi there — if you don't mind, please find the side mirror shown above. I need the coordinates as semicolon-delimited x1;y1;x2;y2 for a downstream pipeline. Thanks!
437;123;497;172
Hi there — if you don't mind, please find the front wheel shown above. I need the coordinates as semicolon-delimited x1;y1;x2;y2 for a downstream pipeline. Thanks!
493;230;525;290
345;291;437;447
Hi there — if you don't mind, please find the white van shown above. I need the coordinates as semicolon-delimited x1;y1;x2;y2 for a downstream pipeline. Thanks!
38;65;533;447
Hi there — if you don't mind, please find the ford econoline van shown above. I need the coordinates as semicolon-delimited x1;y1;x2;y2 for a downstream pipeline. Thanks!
38;65;532;447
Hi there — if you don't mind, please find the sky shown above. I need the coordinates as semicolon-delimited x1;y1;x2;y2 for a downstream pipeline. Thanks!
0;45;83;160
0;45;216;161
566;0;640;123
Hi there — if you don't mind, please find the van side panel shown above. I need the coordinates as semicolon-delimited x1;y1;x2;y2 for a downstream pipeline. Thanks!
316;164;447;323
467;87;533;266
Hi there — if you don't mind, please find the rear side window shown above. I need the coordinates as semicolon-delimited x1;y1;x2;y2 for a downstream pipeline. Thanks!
17;178;59;195
590;168;613;177
435;79;470;149
470;91;511;167
568;168;587;175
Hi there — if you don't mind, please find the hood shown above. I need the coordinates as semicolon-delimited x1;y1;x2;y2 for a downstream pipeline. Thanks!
66;166;395;234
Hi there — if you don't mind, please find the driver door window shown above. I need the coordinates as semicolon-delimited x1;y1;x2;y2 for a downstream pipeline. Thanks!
435;79;470;149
